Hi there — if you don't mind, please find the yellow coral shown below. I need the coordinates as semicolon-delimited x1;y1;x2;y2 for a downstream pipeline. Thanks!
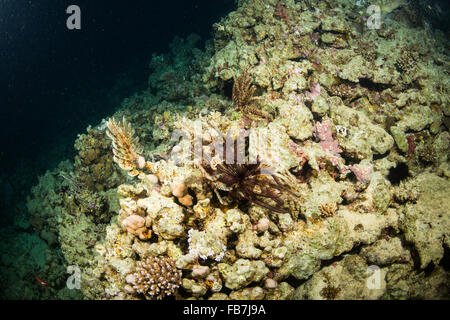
106;117;145;177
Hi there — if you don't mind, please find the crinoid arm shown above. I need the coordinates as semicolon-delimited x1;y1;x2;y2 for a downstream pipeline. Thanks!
106;117;145;177
231;69;273;125
232;69;256;110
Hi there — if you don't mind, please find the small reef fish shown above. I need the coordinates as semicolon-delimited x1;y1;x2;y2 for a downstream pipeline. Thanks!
35;274;49;288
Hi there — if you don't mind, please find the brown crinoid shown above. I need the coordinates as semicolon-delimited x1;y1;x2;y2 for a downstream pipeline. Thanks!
231;69;273;125
232;69;256;110
200;141;295;213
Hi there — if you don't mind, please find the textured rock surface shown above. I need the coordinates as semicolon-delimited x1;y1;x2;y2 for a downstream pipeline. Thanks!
398;172;450;268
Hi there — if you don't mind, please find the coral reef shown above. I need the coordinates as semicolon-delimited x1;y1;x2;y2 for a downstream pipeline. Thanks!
24;0;450;300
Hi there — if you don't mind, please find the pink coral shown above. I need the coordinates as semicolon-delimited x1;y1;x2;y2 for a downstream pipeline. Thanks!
313;120;342;156
348;165;373;184
313;119;333;141
305;82;321;101
319;140;342;156
122;215;151;240
313;120;373;183
289;141;308;165
122;215;145;229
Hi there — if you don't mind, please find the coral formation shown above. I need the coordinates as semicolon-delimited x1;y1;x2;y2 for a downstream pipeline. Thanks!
126;256;182;299
396;48;419;75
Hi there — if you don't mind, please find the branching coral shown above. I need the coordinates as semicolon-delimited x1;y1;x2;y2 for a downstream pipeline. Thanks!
106;117;146;177
22;0;450;301
126;256;182;299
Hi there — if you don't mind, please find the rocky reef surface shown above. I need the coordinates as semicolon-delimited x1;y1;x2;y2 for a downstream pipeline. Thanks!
6;0;449;299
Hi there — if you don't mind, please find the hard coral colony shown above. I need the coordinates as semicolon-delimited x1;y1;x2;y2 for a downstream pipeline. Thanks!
25;0;450;300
